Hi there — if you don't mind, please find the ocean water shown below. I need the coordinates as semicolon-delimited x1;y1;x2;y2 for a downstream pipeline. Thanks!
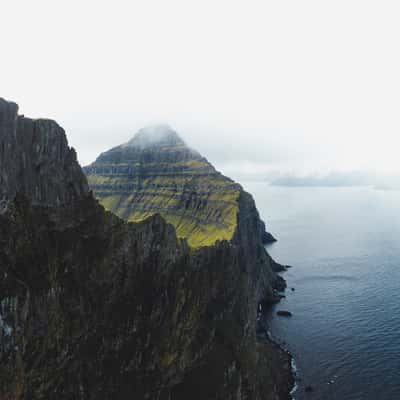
244;183;400;400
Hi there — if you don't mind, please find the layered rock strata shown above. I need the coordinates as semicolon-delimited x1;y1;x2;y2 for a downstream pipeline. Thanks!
84;125;276;247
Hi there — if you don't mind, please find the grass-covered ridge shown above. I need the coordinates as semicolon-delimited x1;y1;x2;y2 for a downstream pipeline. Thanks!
85;127;241;248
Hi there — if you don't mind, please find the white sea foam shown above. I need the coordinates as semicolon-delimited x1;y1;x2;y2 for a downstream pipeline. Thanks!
290;358;298;399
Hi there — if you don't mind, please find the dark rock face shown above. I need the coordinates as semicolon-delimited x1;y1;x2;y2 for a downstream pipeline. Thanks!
260;221;277;244
0;99;88;207
0;100;291;399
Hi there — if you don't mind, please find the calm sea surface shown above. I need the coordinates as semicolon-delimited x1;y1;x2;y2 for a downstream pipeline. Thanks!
244;183;400;400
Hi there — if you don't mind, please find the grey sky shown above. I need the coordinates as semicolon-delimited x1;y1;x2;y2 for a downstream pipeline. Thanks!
2;1;400;181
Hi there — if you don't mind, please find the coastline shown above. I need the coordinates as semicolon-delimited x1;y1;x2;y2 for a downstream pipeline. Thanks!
258;256;297;400
257;303;297;400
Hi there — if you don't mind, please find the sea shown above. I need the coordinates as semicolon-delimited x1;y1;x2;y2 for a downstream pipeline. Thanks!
244;183;400;400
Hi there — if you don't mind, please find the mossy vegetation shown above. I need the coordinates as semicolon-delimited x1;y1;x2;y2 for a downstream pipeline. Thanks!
92;177;240;247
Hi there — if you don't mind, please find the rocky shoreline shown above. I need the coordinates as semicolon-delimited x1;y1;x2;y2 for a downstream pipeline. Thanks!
258;304;297;400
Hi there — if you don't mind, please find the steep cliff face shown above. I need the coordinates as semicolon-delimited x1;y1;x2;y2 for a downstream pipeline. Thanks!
0;99;291;400
0;98;88;207
84;125;275;247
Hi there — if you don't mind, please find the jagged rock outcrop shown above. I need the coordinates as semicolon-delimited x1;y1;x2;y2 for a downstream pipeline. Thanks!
0;99;291;400
84;125;276;247
0;99;88;207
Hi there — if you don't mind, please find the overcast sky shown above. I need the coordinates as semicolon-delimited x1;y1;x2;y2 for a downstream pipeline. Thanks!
1;1;400;180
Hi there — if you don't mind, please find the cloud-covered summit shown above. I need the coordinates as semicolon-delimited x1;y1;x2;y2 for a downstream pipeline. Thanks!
125;125;185;149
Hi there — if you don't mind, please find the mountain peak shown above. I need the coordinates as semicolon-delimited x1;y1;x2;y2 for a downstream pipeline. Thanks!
126;125;185;149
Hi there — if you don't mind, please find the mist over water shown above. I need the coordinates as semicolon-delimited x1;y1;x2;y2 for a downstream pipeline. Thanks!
245;183;400;400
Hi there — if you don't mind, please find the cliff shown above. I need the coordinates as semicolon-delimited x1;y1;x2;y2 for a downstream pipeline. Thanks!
0;100;291;399
0;98;88;207
84;125;276;248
